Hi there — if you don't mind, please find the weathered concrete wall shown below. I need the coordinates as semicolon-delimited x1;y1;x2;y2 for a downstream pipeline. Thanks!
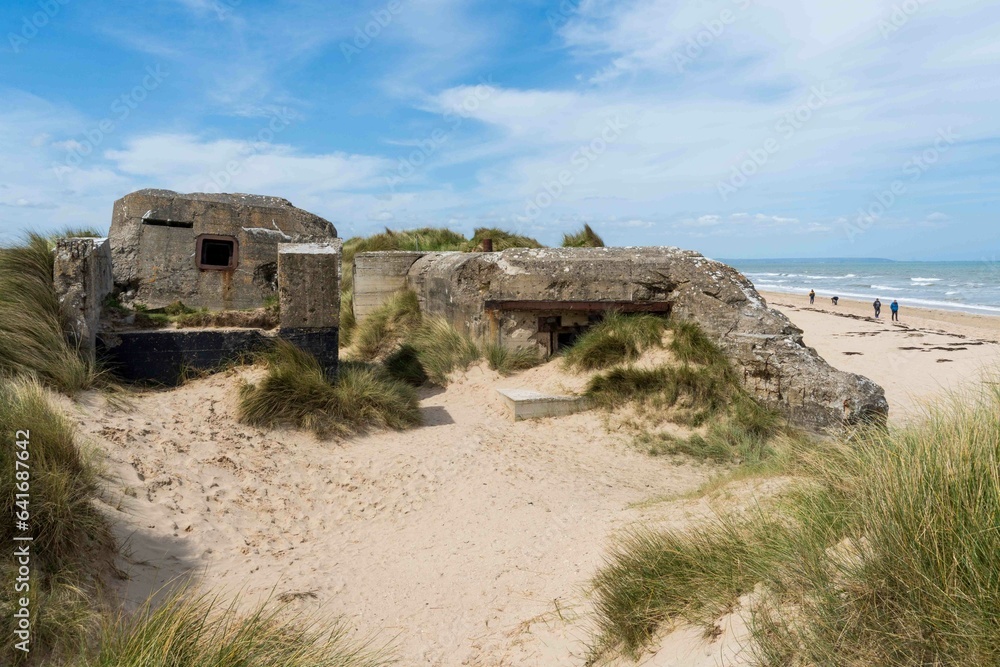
278;242;341;378
54;237;113;358
402;247;888;432
352;251;431;320
278;242;342;329
109;189;337;311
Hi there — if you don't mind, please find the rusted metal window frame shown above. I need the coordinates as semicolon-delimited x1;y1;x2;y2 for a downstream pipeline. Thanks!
195;234;239;271
484;299;673;314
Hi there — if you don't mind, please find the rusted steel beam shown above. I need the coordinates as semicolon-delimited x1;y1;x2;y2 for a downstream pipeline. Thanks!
483;300;673;313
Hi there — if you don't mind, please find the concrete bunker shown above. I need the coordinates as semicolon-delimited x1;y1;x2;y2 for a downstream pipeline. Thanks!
353;246;889;432
55;189;343;384
109;189;337;311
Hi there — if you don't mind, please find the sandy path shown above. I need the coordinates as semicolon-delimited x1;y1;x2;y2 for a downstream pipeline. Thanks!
68;299;1000;666
72;364;716;666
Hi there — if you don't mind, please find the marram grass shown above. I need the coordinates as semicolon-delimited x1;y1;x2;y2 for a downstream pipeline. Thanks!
353;290;422;361
402;317;481;385
0;376;113;665
0;233;102;392
590;383;1000;667
561;223;605;248
238;341;421;438
563;313;667;371
78;587;391;667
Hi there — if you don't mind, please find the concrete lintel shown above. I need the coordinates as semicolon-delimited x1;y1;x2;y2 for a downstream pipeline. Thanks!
278;240;343;255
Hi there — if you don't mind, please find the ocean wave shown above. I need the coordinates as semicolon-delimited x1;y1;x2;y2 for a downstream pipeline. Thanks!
871;285;904;291
803;274;856;280
911;277;941;282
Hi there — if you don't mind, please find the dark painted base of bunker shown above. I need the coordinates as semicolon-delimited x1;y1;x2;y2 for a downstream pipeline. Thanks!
97;327;339;385
279;327;339;378
97;329;272;385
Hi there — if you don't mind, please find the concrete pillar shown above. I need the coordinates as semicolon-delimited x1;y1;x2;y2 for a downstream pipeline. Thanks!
277;241;342;377
53;238;113;359
352;251;427;321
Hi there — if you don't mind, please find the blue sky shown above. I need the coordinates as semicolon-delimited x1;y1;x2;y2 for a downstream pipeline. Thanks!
2;0;999;260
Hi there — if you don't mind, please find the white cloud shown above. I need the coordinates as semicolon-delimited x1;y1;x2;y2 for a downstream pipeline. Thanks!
104;134;392;196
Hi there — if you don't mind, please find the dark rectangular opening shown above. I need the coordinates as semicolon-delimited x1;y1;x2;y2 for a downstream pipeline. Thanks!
196;235;239;270
143;219;194;228
486;299;673;314
201;240;234;267
557;331;581;349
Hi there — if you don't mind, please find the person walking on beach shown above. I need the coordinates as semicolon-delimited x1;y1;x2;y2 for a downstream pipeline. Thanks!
891;299;899;322
873;298;882;318
831;296;839;305
809;289;815;304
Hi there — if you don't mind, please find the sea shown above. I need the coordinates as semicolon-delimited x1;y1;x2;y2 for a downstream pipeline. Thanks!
723;259;1000;317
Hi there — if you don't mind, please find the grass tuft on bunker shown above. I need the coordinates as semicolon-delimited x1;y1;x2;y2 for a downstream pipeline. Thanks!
238;341;421;439
561;223;605;248
591;384;1000;666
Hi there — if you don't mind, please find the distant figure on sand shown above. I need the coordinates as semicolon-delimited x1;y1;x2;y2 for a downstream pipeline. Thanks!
891;299;899;321
809;289;815;304
874;298;881;318
831;296;839;305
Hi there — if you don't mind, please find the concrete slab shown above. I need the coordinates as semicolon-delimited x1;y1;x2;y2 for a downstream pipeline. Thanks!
496;388;591;421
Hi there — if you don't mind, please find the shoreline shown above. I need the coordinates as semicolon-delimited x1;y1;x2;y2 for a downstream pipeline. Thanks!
754;285;1000;318
760;289;1000;335
761;290;1000;422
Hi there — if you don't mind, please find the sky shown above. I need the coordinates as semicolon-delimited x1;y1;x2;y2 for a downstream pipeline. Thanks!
1;0;999;260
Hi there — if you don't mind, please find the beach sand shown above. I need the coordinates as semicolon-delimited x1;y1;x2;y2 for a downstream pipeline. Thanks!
68;298;1000;666
761;291;1000;422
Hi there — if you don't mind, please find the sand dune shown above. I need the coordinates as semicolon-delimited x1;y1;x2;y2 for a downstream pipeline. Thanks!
68;300;1000;666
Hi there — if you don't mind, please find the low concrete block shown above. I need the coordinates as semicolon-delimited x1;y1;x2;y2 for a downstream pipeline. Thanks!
497;388;591;421
278;241;343;330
